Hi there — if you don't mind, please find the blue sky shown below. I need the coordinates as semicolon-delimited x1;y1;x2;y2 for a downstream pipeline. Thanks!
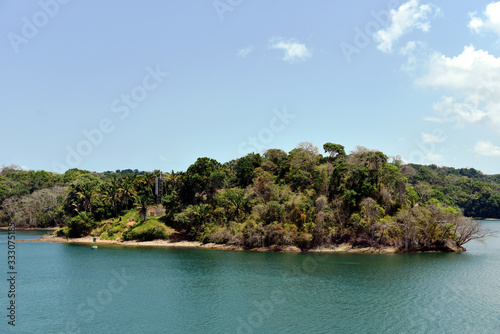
1;0;500;174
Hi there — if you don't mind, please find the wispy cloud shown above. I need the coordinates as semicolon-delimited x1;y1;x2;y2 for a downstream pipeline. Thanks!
431;96;486;127
238;46;253;58
424;153;445;162
374;0;438;53
158;155;172;162
469;1;500;36
473;140;500;156
269;37;311;62
399;40;428;71
424;116;446;123
422;132;446;143
400;41;418;55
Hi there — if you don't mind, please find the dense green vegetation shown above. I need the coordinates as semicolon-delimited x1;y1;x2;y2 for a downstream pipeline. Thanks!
403;164;500;219
0;142;497;251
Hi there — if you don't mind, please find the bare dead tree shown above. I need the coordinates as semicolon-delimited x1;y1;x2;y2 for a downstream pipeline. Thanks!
399;165;417;179
397;209;418;251
380;188;393;213
415;181;433;202
0;164;23;176
454;218;496;246
332;198;349;239
297;141;319;154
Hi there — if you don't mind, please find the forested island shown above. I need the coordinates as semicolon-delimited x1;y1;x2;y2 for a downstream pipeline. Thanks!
1;142;498;252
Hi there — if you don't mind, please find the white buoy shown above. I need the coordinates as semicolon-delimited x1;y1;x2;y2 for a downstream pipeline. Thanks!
91;237;98;249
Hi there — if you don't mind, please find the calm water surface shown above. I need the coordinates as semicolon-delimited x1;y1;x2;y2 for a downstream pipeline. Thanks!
1;223;500;334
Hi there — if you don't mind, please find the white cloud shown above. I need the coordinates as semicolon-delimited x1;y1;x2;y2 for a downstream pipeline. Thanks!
399;40;427;71
269;37;311;62
423;116;445;123
469;2;500;36
432;96;486;127
238;46;253;58
415;45;500;128
409;152;445;164
400;41;418;55
422;132;446;143
416;45;500;90
374;0;438;53
473;141;500;156
469;13;485;33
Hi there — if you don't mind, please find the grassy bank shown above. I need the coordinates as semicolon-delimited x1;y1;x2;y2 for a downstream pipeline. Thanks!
56;209;174;242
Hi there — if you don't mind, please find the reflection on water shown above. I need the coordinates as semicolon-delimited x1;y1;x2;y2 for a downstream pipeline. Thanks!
0;222;499;333
0;229;50;242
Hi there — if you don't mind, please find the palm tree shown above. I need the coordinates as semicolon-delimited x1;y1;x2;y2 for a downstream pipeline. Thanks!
101;174;121;216
76;182;95;213
136;193;151;222
120;174;136;210
224;188;247;222
134;173;155;202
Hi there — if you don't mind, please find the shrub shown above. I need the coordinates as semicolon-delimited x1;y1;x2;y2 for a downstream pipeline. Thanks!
67;212;96;238
295;232;313;250
264;223;290;246
56;227;69;237
123;225;168;241
242;222;265;248
208;228;233;244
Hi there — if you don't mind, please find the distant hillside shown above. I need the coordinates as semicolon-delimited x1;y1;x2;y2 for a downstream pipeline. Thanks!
402;164;500;219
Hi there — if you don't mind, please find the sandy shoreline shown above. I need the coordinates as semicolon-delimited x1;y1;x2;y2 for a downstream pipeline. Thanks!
18;235;401;254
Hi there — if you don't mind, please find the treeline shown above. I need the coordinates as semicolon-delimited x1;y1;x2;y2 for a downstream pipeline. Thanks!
0;143;495;251
403;164;500;219
103;169;148;176
0;166;160;231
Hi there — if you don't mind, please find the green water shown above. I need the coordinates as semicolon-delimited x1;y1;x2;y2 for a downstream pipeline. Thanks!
1;223;500;334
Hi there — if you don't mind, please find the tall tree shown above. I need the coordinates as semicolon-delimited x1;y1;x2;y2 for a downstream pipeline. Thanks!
323;142;346;160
